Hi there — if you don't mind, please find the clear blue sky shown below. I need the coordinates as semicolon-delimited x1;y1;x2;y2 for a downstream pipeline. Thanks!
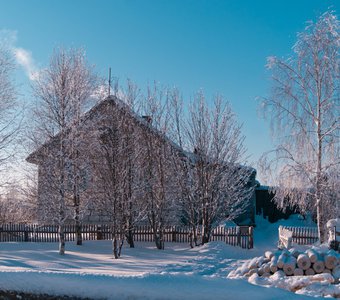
0;0;339;182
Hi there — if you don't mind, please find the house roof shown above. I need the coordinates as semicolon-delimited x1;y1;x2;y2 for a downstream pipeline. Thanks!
26;95;187;165
26;95;256;177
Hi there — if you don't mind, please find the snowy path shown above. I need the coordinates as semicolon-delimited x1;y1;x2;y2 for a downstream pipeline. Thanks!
1;270;313;300
0;240;312;299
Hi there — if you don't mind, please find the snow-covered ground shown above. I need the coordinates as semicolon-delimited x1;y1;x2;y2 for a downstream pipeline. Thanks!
0;216;336;299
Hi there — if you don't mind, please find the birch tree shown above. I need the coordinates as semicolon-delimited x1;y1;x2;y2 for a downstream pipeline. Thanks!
119;79;143;247
0;183;37;223
168;89;201;247
138;84;180;250
93;94;143;258
259;11;340;242
174;91;254;245
96;121;126;259
0;45;18;189
32;47;98;254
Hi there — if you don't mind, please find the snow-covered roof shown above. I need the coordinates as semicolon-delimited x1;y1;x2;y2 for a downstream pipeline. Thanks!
26;95;256;178
26;95;188;164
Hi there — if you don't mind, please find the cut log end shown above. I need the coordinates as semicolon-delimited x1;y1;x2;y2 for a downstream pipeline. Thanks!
313;261;325;274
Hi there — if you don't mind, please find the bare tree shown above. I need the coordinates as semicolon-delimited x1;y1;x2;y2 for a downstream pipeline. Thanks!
0;181;37;223
167;88;201;247
31;47;98;254
93;95;143;258
138;84;180;250
171;91;254;245
118;79;144;248
0;45;18;189
259;11;340;242
96;122;126;258
20;164;39;222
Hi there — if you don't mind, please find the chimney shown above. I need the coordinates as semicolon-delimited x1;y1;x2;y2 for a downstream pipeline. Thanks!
142;115;152;124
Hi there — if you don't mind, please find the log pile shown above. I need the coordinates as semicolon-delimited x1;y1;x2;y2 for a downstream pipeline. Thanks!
229;248;340;281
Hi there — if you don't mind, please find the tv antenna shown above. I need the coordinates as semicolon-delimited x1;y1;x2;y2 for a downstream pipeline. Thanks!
108;67;112;97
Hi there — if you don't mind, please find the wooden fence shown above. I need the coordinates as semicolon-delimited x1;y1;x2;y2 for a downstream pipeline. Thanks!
0;224;254;249
278;225;318;249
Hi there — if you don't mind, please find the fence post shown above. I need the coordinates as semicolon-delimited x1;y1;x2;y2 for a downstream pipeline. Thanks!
96;225;102;240
236;226;241;247
172;226;176;242
24;226;29;242
248;226;253;249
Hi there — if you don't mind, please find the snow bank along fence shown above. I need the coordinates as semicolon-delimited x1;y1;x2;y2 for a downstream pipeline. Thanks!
0;224;254;249
278;225;318;249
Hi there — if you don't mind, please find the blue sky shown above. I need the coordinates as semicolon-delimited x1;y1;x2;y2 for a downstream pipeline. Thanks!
0;0;339;182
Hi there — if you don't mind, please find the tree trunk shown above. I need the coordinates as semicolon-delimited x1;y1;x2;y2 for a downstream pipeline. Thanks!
316;84;327;243
58;224;65;255
201;216;210;245
126;225;134;248
201;230;210;244
126;155;135;248
75;221;82;245
193;225;199;247
189;231;194;248
118;239;124;257
112;237;119;259
154;230;164;250
189;225;199;248
73;147;82;246
316;200;327;243
59;135;66;256
75;201;82;246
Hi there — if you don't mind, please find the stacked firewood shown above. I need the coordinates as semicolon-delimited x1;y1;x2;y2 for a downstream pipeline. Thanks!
229;248;340;280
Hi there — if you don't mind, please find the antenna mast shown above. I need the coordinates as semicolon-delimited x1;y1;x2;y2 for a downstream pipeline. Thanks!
108;67;112;97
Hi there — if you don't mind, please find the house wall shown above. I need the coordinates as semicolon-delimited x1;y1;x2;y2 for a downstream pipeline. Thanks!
255;187;298;223
34;99;177;224
233;171;257;226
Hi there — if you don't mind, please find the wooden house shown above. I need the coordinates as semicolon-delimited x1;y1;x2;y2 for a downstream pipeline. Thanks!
26;96;257;226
